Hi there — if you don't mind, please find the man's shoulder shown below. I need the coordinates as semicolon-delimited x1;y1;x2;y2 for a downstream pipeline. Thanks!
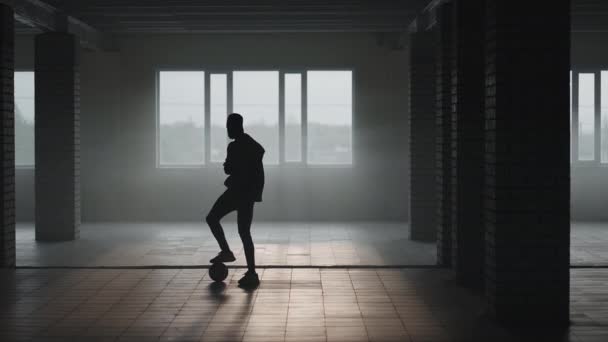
243;134;265;152
227;138;246;152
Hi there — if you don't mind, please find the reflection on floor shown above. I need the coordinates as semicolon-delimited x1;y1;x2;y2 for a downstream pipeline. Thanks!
16;222;435;267
0;268;605;342
571;222;608;266
16;221;608;267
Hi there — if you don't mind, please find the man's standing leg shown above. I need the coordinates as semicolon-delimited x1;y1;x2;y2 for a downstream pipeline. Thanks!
206;191;237;262
237;201;258;284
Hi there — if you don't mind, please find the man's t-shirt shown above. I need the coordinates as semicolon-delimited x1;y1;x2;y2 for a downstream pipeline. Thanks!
223;134;265;202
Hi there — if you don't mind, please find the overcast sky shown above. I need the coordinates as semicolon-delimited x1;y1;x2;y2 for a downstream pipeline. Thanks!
14;72;35;123
159;70;352;126
13;70;353;127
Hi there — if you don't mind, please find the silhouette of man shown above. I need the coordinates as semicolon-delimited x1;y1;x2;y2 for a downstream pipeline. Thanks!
206;113;264;288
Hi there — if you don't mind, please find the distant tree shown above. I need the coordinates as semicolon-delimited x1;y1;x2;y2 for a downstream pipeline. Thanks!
159;120;204;165
307;123;351;164
159;120;352;165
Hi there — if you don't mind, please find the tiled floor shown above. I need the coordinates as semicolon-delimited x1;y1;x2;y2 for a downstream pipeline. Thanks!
571;269;608;328
15;221;608;267
0;268;606;342
571;222;608;265
16;222;435;267
6;221;608;341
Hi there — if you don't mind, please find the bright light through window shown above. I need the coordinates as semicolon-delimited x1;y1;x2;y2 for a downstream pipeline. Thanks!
233;71;279;164
285;73;302;162
210;74;228;163
15;71;35;167
157;69;353;167
158;71;205;166
307;71;353;164
601;71;608;163
578;73;595;161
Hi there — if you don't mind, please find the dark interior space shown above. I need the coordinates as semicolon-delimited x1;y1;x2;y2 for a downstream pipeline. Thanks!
0;0;607;341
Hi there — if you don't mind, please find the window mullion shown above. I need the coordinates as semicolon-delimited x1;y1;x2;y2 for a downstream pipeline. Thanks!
227;71;233;154
227;72;233;116
595;71;602;164
302;71;308;165
279;71;285;164
156;71;160;167
572;71;579;162
602;71;608;164
204;72;211;165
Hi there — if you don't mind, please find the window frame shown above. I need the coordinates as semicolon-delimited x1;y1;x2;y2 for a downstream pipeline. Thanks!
155;67;355;169
281;69;306;166
305;69;355;167
571;68;608;167
600;70;608;165
206;70;233;166
14;69;36;170
155;69;207;168
232;69;281;166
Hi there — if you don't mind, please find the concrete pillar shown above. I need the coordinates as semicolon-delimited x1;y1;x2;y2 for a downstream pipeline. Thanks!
435;2;453;267
450;0;486;289
0;4;16;267
484;0;570;325
35;32;81;241
409;29;437;242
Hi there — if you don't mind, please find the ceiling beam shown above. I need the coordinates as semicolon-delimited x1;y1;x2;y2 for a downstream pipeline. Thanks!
409;0;449;32
1;0;113;50
572;14;608;32
3;0;427;35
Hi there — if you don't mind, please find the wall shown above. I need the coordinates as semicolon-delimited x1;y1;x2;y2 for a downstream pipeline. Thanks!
15;32;410;222
571;32;608;221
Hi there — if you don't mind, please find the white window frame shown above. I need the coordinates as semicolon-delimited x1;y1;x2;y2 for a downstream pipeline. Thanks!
156;67;355;168
571;69;608;166
14;70;36;169
155;69;206;168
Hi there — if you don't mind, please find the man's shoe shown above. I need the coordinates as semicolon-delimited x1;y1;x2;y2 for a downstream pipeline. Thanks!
209;251;236;263
238;271;260;288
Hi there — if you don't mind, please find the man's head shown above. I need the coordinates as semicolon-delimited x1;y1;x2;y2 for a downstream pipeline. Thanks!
227;113;244;139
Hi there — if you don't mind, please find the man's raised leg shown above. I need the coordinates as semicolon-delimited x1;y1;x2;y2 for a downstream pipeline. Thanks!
206;191;237;263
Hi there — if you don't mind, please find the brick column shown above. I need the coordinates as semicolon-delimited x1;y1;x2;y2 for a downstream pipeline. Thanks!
435;2;453;267
484;0;570;325
409;29;437;242
0;4;16;267
35;33;81;241
450;0;486;289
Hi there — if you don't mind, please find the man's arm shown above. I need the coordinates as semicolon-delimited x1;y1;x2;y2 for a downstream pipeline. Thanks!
223;143;234;175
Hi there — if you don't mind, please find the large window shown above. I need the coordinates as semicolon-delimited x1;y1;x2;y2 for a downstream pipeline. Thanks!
307;71;352;164
157;69;353;167
570;70;608;165
210;74;228;163
15;71;35;167
285;73;302;162
233;71;279;164
158;71;205;166
578;73;595;161
602;71;608;164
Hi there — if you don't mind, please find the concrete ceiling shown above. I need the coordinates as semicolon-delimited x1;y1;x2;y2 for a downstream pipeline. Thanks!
572;0;608;32
14;19;39;33
13;0;608;35
31;0;429;33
